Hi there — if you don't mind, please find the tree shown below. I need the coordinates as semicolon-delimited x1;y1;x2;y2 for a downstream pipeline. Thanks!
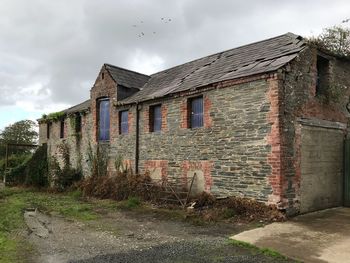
0;120;38;157
313;24;350;57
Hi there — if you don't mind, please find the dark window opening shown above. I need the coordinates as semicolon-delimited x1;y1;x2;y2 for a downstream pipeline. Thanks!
47;123;51;139
75;114;82;133
119;110;129;134
189;96;204;128
316;55;330;96
101;72;104;79
98;99;110;141
149;104;162;132
60;120;65;139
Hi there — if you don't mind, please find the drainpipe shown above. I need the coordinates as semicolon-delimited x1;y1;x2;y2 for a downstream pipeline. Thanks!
135;102;140;174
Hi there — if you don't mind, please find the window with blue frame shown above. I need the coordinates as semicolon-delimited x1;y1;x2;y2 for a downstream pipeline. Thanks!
189;96;203;128
150;104;162;132
98;99;110;141
119;110;129;134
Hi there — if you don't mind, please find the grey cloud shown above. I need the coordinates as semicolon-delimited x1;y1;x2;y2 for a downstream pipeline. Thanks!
0;0;349;109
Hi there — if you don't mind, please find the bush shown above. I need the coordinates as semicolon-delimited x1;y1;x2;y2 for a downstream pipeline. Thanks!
80;170;162;202
24;144;49;187
50;143;82;191
4;145;48;187
0;154;31;180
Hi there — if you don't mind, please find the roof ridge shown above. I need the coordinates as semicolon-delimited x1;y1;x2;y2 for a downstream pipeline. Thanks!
104;63;150;77
150;32;303;77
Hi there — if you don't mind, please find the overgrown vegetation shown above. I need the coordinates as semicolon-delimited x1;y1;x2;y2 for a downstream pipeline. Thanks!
79;149;284;223
309;25;350;58
5;145;49;188
50;142;82;191
41;111;65;122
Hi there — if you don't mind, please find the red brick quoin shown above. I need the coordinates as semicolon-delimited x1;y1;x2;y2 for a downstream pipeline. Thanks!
266;75;285;208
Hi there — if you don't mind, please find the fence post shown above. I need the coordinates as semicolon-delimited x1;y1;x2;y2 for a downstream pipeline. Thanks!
4;144;8;185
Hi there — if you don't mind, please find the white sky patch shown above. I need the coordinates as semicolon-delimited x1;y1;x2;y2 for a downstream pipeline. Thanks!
127;50;165;75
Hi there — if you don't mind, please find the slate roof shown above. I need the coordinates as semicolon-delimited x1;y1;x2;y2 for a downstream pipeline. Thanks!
119;32;305;105
44;32;306;119
63;99;90;115
104;63;150;90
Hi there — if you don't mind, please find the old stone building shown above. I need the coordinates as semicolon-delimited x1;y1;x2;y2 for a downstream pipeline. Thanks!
39;33;350;214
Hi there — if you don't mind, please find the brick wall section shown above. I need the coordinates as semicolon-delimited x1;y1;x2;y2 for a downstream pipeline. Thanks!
144;160;168;180
266;75;284;208
203;95;213;128
180;99;189;129
161;104;168;131
90;66;117;142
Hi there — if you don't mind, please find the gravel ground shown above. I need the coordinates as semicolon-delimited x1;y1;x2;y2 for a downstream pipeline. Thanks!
70;240;293;263
25;208;294;263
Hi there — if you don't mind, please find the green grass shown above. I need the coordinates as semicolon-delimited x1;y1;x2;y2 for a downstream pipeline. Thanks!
228;239;289;260
0;187;116;262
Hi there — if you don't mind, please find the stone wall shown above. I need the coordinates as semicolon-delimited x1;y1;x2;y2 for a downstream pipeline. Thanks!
41;112;93;178
119;78;275;201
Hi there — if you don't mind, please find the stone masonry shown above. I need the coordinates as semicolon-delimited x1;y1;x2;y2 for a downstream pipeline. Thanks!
39;34;350;214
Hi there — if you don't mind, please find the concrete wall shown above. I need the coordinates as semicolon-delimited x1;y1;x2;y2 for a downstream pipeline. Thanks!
300;125;344;213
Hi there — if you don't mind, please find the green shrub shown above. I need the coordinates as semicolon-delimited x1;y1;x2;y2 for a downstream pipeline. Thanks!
50;143;82;191
5;145;49;187
24;144;49;187
126;196;141;208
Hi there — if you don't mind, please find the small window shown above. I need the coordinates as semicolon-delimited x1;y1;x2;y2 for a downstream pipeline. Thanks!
119;110;129;134
60;120;65;139
75;114;82;133
101;72;104;79
47;123;51;139
316;55;330;96
150;104;162;132
98;99;110;141
189;96;204;128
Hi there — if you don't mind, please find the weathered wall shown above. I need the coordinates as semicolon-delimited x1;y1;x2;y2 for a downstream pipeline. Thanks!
281;46;350;214
126;78;275;201
300;125;344;213
38;122;48;145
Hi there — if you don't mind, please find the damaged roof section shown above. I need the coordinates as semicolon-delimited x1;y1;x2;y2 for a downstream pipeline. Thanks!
63;99;91;115
104;63;150;90
119;32;305;104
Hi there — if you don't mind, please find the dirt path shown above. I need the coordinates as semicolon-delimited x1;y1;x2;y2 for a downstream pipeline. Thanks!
24;208;294;263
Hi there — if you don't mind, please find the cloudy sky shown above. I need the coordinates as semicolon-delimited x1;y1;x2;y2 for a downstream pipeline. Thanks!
0;0;349;130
